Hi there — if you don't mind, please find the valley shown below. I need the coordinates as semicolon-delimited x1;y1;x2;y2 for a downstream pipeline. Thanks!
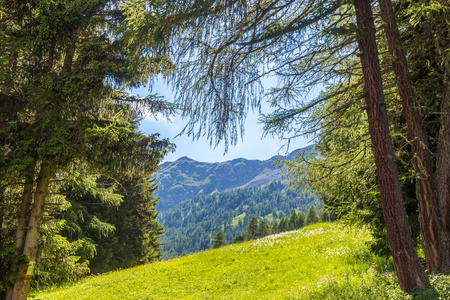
154;146;318;258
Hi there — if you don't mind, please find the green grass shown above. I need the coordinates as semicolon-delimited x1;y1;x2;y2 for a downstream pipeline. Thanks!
230;212;246;227
30;223;450;299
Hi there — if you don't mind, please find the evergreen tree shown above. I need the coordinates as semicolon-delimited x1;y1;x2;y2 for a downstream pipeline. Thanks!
247;217;259;240
305;205;320;226
297;212;306;229
288;212;299;230
319;209;330;223
212;231;227;249
72;175;164;274
258;221;270;238
233;235;245;243
278;217;289;233
271;220;279;234
0;1;173;297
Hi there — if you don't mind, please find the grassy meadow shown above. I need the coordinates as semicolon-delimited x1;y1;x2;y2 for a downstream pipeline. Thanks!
30;223;450;299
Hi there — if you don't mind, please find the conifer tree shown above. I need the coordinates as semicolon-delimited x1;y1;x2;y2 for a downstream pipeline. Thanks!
247;216;259;240
233;234;245;243
319;209;330;222
212;231;227;249
271;220;279;234
288;212;299;230
297;212;306;229
0;1;173;298
305;205;319;226
258;221;270;238
278;217;289;232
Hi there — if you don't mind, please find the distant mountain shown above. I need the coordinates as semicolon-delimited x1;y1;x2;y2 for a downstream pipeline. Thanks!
155;145;313;211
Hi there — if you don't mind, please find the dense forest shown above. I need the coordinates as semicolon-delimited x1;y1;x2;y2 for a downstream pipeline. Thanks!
0;1;174;298
159;181;318;258
1;0;450;298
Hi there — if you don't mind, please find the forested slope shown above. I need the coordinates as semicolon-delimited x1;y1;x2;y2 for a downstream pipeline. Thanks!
155;146;313;210
158;181;317;259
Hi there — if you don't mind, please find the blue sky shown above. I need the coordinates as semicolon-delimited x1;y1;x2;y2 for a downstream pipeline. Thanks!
134;80;311;163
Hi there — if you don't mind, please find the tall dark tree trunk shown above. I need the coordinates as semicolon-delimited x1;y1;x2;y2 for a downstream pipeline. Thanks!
353;0;428;293
9;162;51;300
7;38;73;299
377;0;448;273
437;45;450;267
5;165;35;300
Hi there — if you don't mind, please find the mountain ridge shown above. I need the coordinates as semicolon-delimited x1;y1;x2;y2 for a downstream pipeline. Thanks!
155;145;313;211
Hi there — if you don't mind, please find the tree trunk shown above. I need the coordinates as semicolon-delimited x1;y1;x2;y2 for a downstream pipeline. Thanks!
437;46;450;268
9;162;51;300
14;167;35;251
354;0;428;293
5;165;35;300
377;0;448;272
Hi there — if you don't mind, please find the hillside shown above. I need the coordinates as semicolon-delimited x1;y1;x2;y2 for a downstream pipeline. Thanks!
33;223;450;299
155;145;313;211
31;223;409;299
158;181;317;259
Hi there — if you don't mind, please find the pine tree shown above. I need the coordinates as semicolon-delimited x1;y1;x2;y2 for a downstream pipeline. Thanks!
288;212;299;230
278;217;289;233
305;205;320;226
319;209;329;222
246;217;259;240
212;232;227;249
258;221;270;238
233;235;245;243
297;212;306;229
271;220;279;234
0;1;173;297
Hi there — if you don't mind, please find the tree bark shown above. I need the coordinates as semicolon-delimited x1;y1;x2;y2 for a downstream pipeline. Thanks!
14;167;35;251
5;165;35;300
9;162;51;300
437;46;450;268
377;0;448;272
7;37;75;299
354;0;428;293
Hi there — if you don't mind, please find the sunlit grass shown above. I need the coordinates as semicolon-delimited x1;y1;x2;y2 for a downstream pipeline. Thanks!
30;223;450;299
230;212;246;227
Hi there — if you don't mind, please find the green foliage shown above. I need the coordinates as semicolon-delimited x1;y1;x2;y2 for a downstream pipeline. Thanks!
61;174;164;275
258;220;271;238
212;231;227;249
232;235;245;243
0;244;28;296
31;220;89;289
247;216;259;241
0;1;174;296
158;182;317;259
34;223;450;299
319;209;330;222
306;205;320;225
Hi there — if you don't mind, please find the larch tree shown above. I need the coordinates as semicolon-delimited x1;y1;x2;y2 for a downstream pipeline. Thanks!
121;0;444;292
378;0;448;273
353;0;427;291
